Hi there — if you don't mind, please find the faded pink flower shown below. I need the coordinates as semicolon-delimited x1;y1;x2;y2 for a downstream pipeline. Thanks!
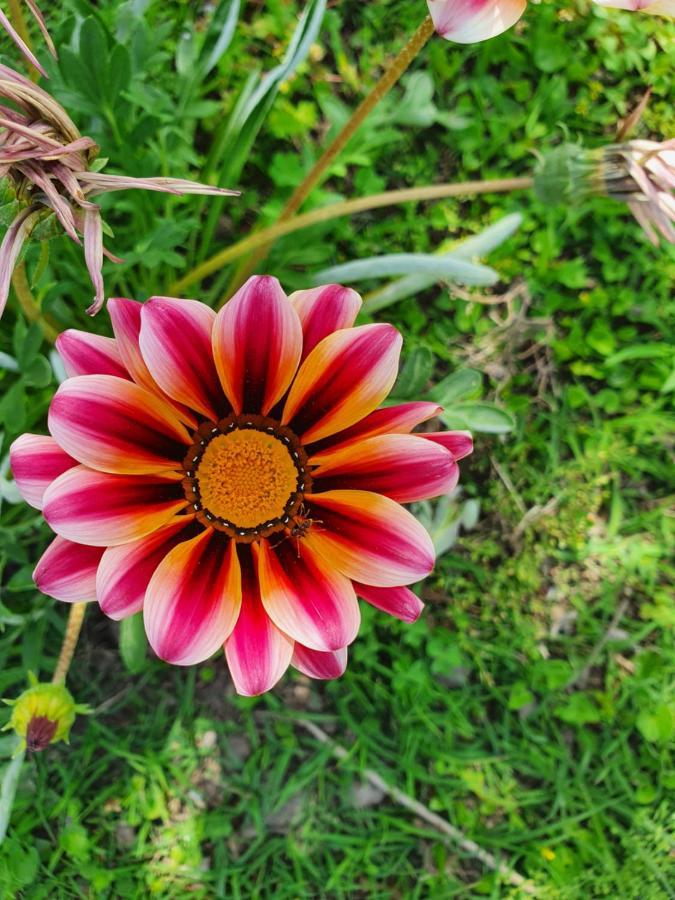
593;0;675;15
0;65;237;319
426;0;527;43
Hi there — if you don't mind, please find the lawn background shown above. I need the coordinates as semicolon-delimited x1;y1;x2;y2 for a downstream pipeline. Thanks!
0;0;673;896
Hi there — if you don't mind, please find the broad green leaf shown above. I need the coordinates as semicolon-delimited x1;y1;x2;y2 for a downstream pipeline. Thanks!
428;368;482;406
440;403;515;434
313;254;498;286
393;347;434;399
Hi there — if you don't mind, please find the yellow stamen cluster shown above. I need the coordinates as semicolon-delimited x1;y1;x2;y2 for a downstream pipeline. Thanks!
198;429;299;527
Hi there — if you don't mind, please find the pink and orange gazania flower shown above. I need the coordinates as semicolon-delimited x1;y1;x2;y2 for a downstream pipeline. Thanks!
427;0;527;43
10;277;472;695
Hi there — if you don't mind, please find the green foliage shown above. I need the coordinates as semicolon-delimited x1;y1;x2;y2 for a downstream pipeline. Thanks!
0;0;673;897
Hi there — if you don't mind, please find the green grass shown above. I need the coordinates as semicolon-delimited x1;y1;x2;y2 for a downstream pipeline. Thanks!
1;0;674;896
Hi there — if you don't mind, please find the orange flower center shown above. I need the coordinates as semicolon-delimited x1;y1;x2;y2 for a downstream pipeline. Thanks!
182;415;310;542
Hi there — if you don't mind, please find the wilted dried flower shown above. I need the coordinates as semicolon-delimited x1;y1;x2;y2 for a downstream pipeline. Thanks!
534;139;675;246
0;64;237;318
0;0;55;79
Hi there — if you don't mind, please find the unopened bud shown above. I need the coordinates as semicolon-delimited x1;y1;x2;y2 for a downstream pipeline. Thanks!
3;676;88;753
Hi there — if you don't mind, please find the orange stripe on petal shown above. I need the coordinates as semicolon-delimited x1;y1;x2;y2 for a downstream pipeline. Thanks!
97;519;192;621
139;297;224;420
56;329;129;379
144;532;241;666
213;276;302;415
309;400;442;461
108;297;198;428
291;644;348;680
9;433;76;510
43;466;187;546
312;433;459;503
282;324;402;444
289;284;362;362
48;375;190;475
33;536;103;603
256;539;360;652
306;490;435;587
225;558;293;696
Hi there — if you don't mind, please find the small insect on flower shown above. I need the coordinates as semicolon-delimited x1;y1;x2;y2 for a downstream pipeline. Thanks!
10;278;474;697
3;675;88;753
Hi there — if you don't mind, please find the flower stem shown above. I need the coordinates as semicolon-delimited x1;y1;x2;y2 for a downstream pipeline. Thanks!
8;0;30;46
11;261;59;343
52;603;87;685
168;177;533;300
223;15;436;297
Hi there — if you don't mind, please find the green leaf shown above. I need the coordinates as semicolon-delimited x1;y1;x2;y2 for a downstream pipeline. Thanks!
636;705;674;744
119;613;148;675
0;745;24;845
440;403;515;434
555;693;602;725
314;254;499;287
393;347;434;399
428;368;482;406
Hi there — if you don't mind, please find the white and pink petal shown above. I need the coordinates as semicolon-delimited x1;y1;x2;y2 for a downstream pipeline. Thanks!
312;433;459;503
139;296;224;420
48;375;189;475
354;582;425;624
306;490;435;587
9;433;76;510
282;324;402;444
56;329;129;379
33;536;104;603
96;519;192;620
144;531;241;666
43;466;187;547
256;539;360;652
213;276;302;415
225;561;293;696
289;284;362;361
291;644;348;680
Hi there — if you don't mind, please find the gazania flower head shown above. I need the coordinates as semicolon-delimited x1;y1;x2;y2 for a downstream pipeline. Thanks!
3;675;87;752
427;0;527;44
0;64;237;319
533;139;675;246
593;0;675;16
11;278;473;696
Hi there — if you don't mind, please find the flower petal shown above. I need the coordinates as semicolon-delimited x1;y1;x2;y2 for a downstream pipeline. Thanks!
144;531;241;666
291;644;348;680
48;375;190;475
282;324;402;444
312;433;459;503
139;296;224;420
56;329;129;379
33;536;103;603
107;298;159;390
427;0;526;44
306;490;435;587
422;430;473;461
225;559;293;696
309;401;442;461
213;276;302;415
96;520;191;620
9;433;76;509
256;539;360;652
43;466;187;547
289;284;362;361
354;582;424;624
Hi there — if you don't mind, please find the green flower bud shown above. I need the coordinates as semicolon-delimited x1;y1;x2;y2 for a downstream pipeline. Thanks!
3;675;89;752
